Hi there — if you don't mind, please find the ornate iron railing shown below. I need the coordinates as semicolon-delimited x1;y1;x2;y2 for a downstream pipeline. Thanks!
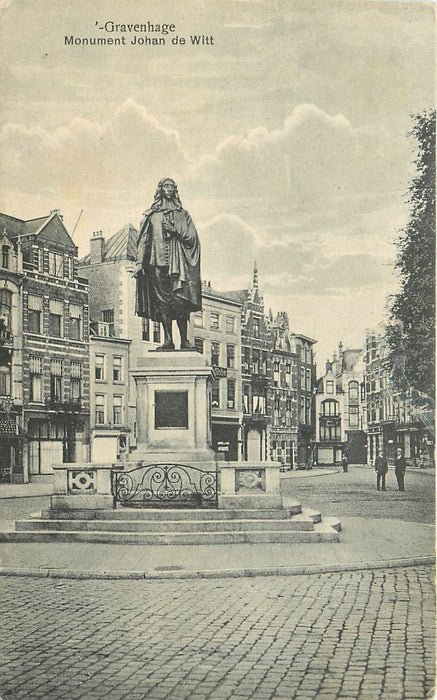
112;463;218;509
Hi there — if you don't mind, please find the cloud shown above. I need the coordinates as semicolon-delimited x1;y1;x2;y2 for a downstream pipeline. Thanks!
186;102;407;223
0;99;186;201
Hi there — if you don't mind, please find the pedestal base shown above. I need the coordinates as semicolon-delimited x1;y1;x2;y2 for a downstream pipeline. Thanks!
131;350;215;466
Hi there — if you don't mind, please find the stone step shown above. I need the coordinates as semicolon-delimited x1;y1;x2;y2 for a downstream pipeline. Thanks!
40;506;302;521
0;526;339;545
15;515;315;534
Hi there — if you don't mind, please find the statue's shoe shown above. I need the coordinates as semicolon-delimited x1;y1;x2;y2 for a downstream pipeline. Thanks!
180;341;196;350
157;341;175;351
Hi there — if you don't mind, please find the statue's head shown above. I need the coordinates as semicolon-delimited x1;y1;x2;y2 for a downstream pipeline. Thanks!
151;178;182;209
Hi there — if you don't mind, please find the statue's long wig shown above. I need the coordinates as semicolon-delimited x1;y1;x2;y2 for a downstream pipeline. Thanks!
150;178;183;210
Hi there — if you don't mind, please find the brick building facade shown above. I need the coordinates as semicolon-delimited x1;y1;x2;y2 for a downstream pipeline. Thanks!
0;210;90;481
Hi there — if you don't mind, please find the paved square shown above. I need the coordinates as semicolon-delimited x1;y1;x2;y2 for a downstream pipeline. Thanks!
1;566;435;699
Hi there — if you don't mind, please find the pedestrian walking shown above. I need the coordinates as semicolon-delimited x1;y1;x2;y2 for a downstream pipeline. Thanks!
341;454;348;472
394;448;406;491
374;450;388;491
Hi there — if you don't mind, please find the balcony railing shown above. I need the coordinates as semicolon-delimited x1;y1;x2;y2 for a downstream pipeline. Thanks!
45;398;82;413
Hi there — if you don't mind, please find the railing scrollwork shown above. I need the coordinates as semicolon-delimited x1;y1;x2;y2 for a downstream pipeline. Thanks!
112;463;218;508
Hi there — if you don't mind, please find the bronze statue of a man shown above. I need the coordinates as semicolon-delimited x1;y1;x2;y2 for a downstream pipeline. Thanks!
135;178;202;350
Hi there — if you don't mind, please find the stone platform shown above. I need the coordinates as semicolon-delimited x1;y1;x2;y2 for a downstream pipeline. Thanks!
8;503;340;545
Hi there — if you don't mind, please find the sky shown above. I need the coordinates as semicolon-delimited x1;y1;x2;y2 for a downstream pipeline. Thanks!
0;0;434;366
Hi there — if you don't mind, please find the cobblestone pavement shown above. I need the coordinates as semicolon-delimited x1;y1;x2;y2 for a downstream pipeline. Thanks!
1;566;434;700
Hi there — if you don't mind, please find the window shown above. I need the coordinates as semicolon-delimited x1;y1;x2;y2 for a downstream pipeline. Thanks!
113;356;122;382
300;367;305;389
71;361;82;401
102;309;114;323
113;395;123;425
325;380;334;394
0;365;11;396
226;344;235;368
193;312;203;328
28;294;43;334
252;393;266;414
95;354;105;380
306;398;311;424
2;245;9;269
29;356;43;402
286;399;292;425
95;394;105;424
300;397;305;423
211;341;220;366
320;423;341;441
285;364;291;387
153;321;161;344
252;349;260;375
226;316;235;334
211;380;220;408
194;337;204;354
69;303;82;340
243;384;250;413
210;312;219;330
50;359;63;401
321;399;339;417
273;360;280;386
242;347;250;373
48;251;64;277
349;405;359;427
101;309;114;336
306;368;311;392
0;289;12;332
227;379;235;408
142;318;150;341
49;299;63;337
252;317;260;338
348;381;359;402
261;352;268;376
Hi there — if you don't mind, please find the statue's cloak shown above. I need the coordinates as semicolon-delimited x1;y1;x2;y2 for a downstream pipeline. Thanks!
135;205;202;321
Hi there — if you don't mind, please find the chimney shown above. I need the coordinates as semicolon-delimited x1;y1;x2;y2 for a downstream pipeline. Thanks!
90;231;105;264
51;208;63;221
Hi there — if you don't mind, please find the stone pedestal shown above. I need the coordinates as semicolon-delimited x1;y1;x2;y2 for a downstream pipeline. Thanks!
131;350;216;467
50;463;114;510
218;460;283;509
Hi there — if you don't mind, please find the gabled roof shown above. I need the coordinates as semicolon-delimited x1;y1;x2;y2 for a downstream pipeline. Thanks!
222;289;248;304
202;282;243;307
80;223;138;265
0;211;76;252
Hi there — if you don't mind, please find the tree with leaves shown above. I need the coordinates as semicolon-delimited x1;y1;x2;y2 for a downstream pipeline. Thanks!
386;110;435;397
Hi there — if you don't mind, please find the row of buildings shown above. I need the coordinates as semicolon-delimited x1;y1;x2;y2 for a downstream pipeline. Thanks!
0;210;317;482
315;333;434;468
0;209;433;482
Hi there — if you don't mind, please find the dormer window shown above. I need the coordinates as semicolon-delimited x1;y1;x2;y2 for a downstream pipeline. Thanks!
2;245;9;269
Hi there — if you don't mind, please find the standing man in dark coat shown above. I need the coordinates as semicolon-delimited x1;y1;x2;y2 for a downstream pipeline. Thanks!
374;449;388;491
394;447;407;491
134;178;202;350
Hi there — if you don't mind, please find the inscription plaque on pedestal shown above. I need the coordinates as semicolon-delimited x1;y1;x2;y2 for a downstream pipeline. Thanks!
155;390;188;429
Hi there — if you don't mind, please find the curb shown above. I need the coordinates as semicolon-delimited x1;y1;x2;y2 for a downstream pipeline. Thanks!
0;556;434;581
280;469;339;479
